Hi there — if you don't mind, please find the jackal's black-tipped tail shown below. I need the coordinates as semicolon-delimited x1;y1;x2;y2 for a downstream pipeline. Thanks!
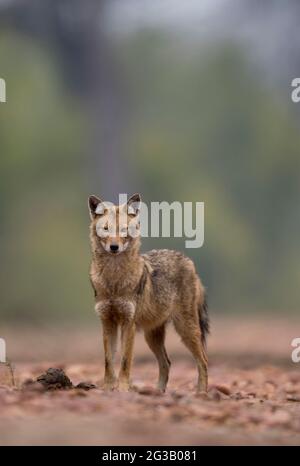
199;294;210;348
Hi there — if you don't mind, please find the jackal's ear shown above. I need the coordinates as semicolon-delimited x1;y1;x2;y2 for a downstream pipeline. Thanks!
88;195;103;219
127;193;141;216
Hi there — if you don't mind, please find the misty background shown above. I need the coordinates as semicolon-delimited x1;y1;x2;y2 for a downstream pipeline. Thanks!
0;0;299;322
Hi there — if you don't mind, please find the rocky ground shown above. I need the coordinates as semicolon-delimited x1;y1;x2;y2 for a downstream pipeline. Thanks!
0;316;300;445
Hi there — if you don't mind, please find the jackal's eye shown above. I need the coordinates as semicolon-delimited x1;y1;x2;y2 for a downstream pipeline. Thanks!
104;225;108;231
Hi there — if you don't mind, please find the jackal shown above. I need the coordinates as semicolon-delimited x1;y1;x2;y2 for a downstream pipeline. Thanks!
88;194;209;392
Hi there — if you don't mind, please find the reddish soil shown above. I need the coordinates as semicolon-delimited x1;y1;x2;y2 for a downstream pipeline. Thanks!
0;316;300;445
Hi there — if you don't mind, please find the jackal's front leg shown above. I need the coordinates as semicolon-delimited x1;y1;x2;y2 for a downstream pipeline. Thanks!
101;319;118;390
118;321;136;391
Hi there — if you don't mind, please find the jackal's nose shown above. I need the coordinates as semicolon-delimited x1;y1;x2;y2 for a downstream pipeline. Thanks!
110;244;119;253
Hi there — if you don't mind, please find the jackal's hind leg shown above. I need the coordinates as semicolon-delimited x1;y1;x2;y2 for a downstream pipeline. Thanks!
144;324;171;392
173;316;208;392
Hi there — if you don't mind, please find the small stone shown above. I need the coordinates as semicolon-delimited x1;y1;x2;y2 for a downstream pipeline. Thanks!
36;368;73;390
286;394;300;402
215;384;231;396
75;382;97;390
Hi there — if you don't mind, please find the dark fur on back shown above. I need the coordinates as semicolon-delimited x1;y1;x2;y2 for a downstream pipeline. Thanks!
199;294;209;348
135;264;148;296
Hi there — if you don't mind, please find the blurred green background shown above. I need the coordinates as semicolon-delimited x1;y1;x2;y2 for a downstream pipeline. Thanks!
0;0;299;322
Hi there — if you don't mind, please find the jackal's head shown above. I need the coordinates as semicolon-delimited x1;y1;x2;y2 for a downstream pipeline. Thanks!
88;194;141;255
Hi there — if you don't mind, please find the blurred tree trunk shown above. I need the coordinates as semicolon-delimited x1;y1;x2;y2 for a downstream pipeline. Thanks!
0;0;131;201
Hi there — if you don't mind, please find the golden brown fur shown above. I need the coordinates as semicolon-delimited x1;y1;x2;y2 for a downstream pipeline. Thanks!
88;194;209;392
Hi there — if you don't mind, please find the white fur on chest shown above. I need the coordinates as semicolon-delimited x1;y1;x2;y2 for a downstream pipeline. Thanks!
95;298;136;321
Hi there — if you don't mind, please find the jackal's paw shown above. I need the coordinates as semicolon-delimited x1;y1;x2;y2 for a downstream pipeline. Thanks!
196;386;208;395
118;381;131;392
103;380;117;391
157;384;167;394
